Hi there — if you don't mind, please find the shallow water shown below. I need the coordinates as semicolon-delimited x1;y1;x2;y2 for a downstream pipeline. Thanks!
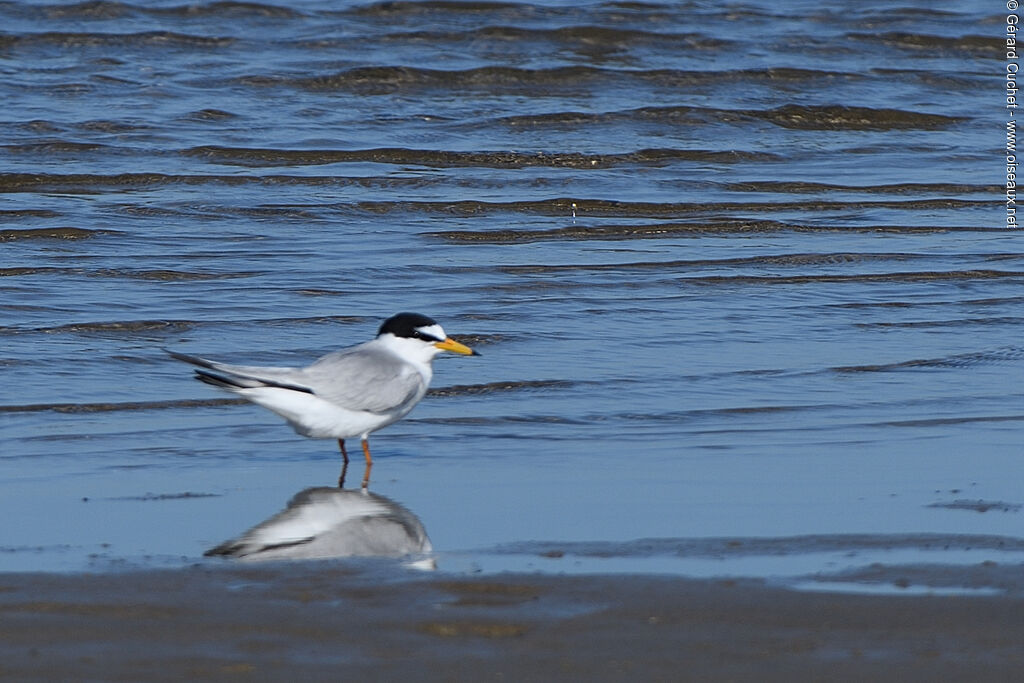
1;0;1019;592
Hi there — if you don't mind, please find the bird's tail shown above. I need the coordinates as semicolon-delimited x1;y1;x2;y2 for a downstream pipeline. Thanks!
165;348;315;395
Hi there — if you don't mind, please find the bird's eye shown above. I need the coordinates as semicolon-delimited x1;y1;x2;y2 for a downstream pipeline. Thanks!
410;324;446;342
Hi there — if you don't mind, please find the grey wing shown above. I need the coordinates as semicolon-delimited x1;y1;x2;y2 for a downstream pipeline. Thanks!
166;349;311;391
302;346;425;414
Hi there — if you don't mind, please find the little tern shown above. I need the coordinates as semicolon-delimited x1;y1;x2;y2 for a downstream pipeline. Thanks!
168;312;478;483
204;487;432;562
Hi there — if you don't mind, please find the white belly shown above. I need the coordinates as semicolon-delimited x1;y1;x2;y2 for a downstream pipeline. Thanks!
242;387;412;439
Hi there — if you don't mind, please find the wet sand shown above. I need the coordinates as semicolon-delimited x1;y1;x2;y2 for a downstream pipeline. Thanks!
1;565;1021;682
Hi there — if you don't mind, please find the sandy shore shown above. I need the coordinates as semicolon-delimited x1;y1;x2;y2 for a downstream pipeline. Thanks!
1;564;1021;681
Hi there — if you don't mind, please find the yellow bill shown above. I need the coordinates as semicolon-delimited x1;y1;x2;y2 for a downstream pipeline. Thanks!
434;337;479;356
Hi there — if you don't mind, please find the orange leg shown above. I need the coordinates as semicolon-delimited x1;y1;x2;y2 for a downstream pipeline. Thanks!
360;439;373;489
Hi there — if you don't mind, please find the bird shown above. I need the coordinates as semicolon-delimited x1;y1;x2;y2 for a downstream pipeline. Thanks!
167;312;479;485
205;486;432;564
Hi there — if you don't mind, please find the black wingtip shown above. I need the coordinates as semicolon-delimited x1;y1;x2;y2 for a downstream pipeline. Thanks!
194;369;247;390
165;348;218;370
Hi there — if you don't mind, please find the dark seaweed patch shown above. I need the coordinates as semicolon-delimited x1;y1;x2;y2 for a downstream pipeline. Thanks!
0;227;116;241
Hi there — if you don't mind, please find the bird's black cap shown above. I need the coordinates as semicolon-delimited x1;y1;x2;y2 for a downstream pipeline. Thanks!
378;312;442;340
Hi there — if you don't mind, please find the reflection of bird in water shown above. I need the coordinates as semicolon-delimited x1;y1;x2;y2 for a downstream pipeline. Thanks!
205;487;432;563
168;312;479;487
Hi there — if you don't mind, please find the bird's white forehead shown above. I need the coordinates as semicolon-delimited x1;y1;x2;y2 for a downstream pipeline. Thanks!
416;323;446;341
